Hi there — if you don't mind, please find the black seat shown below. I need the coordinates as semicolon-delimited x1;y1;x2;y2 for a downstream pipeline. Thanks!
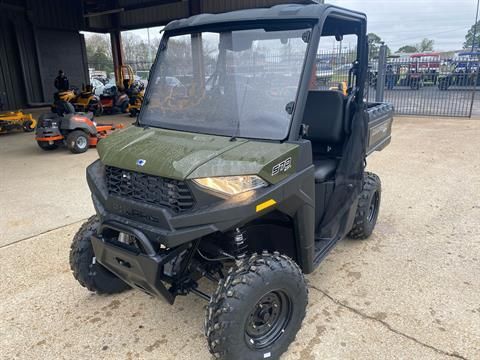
303;90;345;182
303;90;345;144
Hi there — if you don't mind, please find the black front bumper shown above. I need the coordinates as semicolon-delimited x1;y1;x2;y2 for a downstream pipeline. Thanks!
91;224;191;303
87;160;316;276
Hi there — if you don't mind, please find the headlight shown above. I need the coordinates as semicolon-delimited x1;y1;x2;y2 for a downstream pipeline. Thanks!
193;175;268;196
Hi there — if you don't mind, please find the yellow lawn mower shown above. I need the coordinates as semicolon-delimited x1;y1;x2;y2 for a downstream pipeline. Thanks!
0;110;36;134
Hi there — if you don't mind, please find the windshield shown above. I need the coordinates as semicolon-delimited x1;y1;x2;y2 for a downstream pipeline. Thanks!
140;25;312;140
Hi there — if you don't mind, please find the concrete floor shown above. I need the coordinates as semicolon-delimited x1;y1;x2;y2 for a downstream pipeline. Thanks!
1;111;479;360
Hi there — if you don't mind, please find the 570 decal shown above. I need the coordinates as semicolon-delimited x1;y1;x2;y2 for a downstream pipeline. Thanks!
272;157;292;176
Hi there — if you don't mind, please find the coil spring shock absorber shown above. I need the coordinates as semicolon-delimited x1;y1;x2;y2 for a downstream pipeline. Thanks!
232;228;248;263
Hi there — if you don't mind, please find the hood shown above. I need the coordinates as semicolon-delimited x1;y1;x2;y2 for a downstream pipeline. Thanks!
97;126;299;183
97;126;247;180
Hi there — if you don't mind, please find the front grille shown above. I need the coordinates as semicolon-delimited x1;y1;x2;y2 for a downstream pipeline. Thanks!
105;166;194;213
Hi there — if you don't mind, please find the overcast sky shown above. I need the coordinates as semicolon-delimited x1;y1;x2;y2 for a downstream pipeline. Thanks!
123;0;478;52
327;0;477;51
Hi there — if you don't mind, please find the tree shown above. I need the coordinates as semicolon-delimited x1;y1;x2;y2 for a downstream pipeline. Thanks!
464;20;480;50
397;45;418;53
85;33;113;75
367;33;391;59
367;33;382;58
416;38;434;52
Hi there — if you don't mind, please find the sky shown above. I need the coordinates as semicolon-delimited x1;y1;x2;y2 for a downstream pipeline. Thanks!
120;0;478;52
327;0;477;51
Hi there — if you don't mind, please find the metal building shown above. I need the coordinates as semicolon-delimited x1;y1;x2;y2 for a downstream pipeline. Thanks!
0;0;320;110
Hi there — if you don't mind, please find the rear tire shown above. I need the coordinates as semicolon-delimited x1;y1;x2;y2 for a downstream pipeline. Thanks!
66;130;89;154
37;141;58;151
120;100;129;113
348;172;381;240
205;252;307;360
89;100;103;117
129;108;138;117
69;215;130;294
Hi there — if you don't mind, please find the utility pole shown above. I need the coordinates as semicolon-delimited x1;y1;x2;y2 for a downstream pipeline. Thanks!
473;0;480;52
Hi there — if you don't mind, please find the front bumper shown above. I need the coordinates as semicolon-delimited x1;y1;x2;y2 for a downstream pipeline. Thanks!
87;159;313;249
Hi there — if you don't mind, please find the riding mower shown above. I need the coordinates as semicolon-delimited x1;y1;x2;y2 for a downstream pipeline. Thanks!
73;84;102;116
127;80;145;117
36;101;123;154
0;110;36;133
99;65;134;115
69;3;393;359
99;85;129;115
51;88;78;114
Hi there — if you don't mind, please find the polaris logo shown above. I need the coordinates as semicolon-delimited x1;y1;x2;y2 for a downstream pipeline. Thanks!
272;157;292;176
136;159;147;167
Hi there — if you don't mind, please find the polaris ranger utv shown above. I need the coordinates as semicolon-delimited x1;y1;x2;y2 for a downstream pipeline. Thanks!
70;2;393;359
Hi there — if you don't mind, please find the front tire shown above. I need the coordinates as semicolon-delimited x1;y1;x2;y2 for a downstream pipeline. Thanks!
69;215;130;294
37;141;58;151
66;130;89;154
23;120;35;132
205;252;307;360
348;172;382;239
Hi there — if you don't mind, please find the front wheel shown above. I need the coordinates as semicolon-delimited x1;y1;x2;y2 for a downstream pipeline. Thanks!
37;141;58;151
23;120;35;132
205;252;307;360
66;130;89;154
69;215;130;294
348;172;382;239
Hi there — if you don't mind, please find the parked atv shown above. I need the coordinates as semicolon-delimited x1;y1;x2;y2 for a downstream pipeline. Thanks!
36;101;123;153
70;3;393;359
438;59;480;90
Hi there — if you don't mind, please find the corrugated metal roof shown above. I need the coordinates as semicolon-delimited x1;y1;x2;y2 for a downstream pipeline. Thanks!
27;0;84;30
83;0;323;32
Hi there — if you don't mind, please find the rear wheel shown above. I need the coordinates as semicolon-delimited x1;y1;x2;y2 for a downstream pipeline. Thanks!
129;108;138;117
348;172;381;239
69;215;130;294
205;252;307;360
37;141;58;151
120;100;129;113
89;100;103;117
66;130;89;154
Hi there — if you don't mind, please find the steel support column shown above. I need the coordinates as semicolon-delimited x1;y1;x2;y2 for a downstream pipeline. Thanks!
110;30;124;86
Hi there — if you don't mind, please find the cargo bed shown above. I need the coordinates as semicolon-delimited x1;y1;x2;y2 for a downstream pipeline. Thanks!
366;102;394;155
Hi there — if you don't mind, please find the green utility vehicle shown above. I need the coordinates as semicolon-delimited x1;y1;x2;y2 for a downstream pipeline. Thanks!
70;2;393;359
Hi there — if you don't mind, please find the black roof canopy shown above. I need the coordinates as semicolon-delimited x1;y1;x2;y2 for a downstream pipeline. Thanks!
163;3;367;35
